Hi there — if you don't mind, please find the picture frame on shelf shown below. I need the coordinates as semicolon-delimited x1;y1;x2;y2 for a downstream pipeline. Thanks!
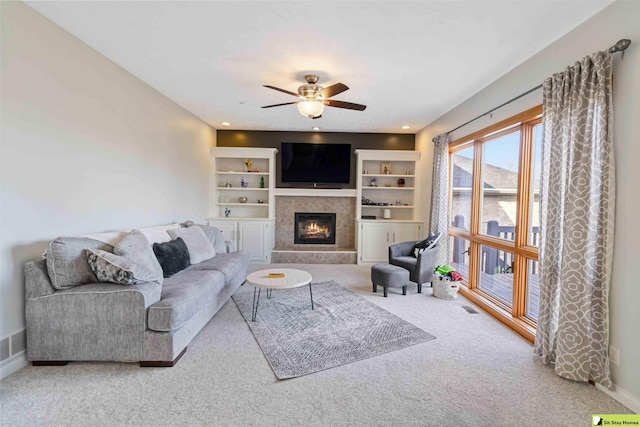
381;162;392;175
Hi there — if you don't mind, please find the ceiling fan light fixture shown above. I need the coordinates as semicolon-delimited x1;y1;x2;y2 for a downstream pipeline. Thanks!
297;99;325;118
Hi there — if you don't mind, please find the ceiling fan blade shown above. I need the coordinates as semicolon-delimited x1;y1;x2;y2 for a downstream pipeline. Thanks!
263;85;299;97
261;101;299;108
322;83;349;99
324;99;367;111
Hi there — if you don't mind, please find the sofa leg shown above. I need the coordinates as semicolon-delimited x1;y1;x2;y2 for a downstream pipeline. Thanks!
140;347;187;368
32;361;69;366
402;285;407;295
383;287;388;297
372;283;377;293
418;283;423;293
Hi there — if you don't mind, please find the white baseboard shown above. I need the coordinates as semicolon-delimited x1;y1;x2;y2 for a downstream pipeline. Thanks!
597;382;640;413
0;351;28;380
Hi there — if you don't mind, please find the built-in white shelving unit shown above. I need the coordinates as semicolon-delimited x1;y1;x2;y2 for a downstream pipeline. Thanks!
207;147;278;263
355;149;423;263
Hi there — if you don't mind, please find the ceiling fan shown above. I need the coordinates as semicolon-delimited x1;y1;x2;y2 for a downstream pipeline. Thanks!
262;74;366;119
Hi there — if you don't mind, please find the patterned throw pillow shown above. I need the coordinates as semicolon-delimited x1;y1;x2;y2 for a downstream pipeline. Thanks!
152;237;191;278
86;249;158;285
412;232;443;257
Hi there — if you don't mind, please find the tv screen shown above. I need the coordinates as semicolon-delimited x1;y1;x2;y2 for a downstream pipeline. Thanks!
281;143;351;185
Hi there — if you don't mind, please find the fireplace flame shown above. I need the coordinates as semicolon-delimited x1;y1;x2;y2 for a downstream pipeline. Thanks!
305;222;330;238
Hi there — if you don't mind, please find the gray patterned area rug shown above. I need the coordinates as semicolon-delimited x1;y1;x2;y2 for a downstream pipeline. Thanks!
232;280;436;379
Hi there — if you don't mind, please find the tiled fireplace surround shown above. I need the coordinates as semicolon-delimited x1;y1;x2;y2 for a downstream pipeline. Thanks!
272;196;357;264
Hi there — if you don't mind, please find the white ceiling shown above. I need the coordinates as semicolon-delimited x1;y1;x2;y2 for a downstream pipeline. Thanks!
26;1;613;134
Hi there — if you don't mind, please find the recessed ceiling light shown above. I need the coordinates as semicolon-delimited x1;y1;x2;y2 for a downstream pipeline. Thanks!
401;125;410;129
221;122;231;126
312;127;321;131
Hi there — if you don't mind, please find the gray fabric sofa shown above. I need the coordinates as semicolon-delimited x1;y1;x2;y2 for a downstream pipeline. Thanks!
25;223;249;367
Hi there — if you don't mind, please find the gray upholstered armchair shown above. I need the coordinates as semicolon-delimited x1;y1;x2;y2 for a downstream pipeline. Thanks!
389;241;439;293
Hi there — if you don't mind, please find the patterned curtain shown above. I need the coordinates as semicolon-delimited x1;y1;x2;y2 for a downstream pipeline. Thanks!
534;51;615;389
429;133;450;264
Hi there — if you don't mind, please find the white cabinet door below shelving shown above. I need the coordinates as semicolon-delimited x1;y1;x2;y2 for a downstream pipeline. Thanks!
239;221;270;263
359;221;422;263
360;222;392;263
392;223;421;245
206;219;272;263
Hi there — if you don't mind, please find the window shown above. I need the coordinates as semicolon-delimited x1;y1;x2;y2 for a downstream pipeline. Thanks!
448;106;541;341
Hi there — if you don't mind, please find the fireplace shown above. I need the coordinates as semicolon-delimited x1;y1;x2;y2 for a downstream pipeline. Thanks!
294;212;336;245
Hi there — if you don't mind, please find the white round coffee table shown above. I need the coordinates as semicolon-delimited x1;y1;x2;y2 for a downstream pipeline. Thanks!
246;268;313;321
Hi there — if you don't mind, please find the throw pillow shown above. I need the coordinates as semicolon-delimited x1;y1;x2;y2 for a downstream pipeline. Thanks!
181;220;227;254
114;229;164;285
138;224;180;244
168;227;216;264
46;237;114;290
412;232;443;257
153;237;191;278
86;249;158;285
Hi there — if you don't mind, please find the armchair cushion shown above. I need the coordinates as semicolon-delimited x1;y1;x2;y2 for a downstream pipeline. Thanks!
392;256;417;272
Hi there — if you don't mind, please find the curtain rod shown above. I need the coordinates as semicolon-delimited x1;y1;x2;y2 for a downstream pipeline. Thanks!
443;38;632;137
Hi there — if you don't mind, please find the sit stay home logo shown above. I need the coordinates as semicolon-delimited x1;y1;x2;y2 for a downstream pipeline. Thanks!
593;414;640;426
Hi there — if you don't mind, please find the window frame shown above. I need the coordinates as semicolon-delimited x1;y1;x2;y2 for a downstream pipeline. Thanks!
448;105;542;342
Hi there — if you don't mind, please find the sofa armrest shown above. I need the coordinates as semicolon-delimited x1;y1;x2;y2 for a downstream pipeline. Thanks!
25;259;55;299
389;241;417;261
26;281;162;362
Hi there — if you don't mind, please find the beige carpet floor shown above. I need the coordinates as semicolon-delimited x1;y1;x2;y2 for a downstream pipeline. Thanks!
0;264;631;426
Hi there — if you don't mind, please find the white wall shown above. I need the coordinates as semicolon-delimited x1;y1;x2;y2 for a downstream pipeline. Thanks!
417;0;640;408
0;1;215;348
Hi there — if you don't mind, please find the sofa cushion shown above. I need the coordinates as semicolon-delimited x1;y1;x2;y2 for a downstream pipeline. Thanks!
168;227;216;264
183;222;227;254
185;251;249;282
153;238;190;278
114;229;164;285
46;237;114;290
86;249;160;285
147;270;226;331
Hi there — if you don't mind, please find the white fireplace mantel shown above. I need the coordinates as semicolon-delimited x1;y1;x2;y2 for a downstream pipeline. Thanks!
274;188;357;198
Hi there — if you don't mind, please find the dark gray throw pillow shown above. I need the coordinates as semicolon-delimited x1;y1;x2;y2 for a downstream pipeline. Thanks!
153;237;190;278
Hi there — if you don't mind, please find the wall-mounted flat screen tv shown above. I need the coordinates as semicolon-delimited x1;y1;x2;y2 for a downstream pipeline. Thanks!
281;142;351;185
